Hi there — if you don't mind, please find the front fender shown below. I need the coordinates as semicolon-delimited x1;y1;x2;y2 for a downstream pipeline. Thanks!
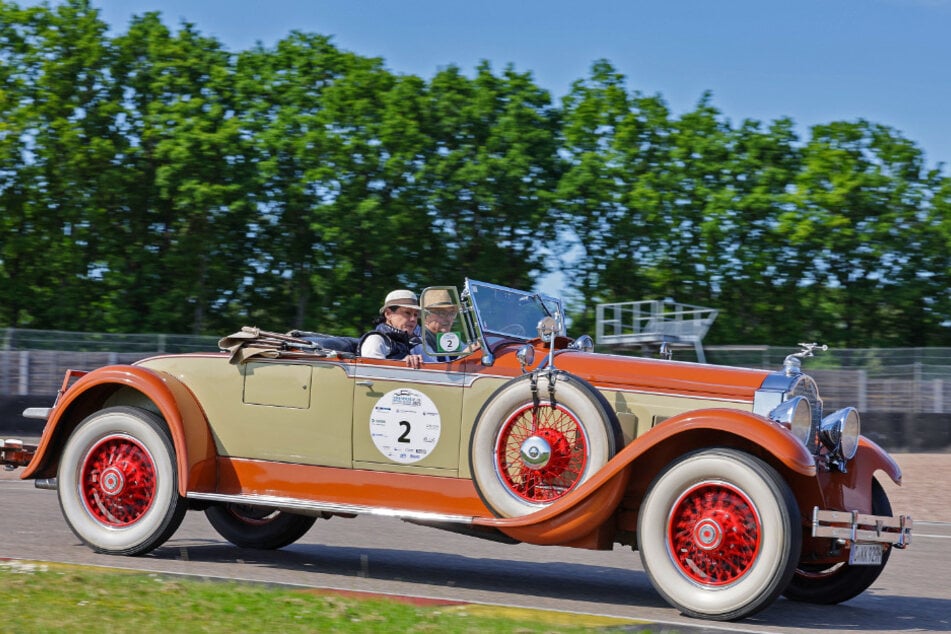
624;408;818;476
472;408;815;546
817;435;903;514
471;456;632;546
21;365;216;496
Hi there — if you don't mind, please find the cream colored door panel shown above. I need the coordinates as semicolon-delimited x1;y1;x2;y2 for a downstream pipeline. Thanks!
231;361;354;466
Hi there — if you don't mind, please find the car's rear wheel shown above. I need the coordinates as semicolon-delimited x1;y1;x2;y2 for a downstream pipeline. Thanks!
205;505;317;549
783;478;893;604
57;406;187;556
470;371;619;517
637;448;801;621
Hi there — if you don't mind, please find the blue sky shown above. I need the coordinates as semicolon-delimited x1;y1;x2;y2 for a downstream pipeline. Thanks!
75;0;951;169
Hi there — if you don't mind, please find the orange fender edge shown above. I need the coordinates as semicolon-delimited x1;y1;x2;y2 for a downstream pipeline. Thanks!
21;365;217;496
474;407;816;546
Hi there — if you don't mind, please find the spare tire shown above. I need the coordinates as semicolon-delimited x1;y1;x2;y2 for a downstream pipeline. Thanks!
469;371;621;517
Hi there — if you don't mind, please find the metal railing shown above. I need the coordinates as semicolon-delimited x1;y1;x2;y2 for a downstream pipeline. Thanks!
2;329;951;415
0;328;220;396
596;300;718;362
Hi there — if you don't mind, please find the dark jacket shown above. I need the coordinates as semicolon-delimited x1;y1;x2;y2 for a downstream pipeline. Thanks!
359;322;420;360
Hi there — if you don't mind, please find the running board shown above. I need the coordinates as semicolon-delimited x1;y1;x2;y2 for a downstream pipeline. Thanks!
187;491;477;526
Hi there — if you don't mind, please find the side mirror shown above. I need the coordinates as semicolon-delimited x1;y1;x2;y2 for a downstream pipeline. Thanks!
536;316;558;343
568;334;594;353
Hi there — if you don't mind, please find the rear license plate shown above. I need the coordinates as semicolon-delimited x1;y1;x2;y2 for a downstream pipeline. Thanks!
849;543;883;565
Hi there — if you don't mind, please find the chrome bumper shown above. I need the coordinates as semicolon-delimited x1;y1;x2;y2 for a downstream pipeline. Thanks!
1;439;37;469
812;507;913;548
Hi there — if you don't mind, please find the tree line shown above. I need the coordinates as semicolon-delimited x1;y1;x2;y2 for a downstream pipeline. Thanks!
1;0;949;347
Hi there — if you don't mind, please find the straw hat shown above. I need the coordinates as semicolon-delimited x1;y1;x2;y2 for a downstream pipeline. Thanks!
422;289;455;309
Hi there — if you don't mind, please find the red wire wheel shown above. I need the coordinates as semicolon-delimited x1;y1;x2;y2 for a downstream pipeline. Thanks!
58;406;187;555
494;402;589;503
637;448;801;620
79;434;157;527
470;372;618;517
666;481;762;585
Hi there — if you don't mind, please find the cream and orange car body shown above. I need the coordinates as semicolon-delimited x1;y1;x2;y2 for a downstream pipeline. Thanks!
2;279;912;621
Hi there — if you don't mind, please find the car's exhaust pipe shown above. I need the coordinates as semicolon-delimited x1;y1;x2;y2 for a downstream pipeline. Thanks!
34;478;57;490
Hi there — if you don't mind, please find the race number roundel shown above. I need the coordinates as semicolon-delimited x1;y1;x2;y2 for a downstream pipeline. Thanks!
437;331;461;353
370;388;441;464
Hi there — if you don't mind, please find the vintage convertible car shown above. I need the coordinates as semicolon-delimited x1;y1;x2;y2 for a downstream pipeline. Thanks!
1;279;912;621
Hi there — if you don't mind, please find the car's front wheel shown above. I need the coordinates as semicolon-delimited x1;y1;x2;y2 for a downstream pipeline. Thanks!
783;478;893;604
57;406;187;556
637;448;801;621
205;505;317;549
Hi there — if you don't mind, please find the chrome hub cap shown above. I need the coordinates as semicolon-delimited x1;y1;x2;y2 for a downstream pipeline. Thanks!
99;466;126;496
519;435;552;469
694;517;724;550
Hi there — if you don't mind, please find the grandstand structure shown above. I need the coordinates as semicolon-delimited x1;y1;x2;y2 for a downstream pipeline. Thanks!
596;299;718;363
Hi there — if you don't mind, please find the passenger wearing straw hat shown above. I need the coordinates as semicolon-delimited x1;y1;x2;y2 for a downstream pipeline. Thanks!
419;289;459;363
359;289;424;368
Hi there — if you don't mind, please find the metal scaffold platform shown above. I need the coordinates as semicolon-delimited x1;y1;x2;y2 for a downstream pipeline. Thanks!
595;299;718;362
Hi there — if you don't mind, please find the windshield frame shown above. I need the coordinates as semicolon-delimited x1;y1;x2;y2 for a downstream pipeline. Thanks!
463;279;566;345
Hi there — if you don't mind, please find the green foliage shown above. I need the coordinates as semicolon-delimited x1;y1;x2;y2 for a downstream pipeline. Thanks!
1;0;949;347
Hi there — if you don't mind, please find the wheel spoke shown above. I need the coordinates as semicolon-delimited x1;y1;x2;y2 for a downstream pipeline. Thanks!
80;435;157;527
496;403;588;503
668;481;762;585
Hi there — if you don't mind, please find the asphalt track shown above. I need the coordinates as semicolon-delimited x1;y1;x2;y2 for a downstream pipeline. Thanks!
1;467;949;633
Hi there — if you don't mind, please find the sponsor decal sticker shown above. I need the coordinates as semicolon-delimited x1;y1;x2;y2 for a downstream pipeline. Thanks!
370;388;441;464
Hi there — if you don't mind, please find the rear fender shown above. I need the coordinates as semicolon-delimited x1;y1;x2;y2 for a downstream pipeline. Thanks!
474;408;816;545
21;365;216;496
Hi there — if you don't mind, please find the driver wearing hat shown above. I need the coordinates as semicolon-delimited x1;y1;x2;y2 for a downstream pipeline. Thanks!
359;289;424;368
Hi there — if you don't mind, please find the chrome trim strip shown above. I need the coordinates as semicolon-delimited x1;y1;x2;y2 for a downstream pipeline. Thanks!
346;364;519;389
600;385;750;406
349;365;472;387
235;355;751;406
187;491;475;525
22;407;51;420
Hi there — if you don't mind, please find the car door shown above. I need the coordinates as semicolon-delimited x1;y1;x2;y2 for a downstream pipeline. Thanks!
351;357;467;475
235;358;356;468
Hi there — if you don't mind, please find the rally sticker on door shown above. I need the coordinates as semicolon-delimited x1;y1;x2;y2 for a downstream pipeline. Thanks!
370;388;441;463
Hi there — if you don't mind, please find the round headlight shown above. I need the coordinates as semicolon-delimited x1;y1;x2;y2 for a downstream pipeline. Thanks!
820;407;861;461
839;407;860;460
769;395;816;449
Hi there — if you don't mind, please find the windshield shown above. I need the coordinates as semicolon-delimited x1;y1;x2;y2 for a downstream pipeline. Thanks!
465;280;565;341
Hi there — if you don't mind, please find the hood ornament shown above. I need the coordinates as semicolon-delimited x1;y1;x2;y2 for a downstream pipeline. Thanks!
784;342;828;376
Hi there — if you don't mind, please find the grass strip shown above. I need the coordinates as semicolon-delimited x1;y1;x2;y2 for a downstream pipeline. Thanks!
0;560;654;633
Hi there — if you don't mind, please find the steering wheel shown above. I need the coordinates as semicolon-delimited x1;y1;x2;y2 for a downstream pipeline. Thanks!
500;323;528;337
